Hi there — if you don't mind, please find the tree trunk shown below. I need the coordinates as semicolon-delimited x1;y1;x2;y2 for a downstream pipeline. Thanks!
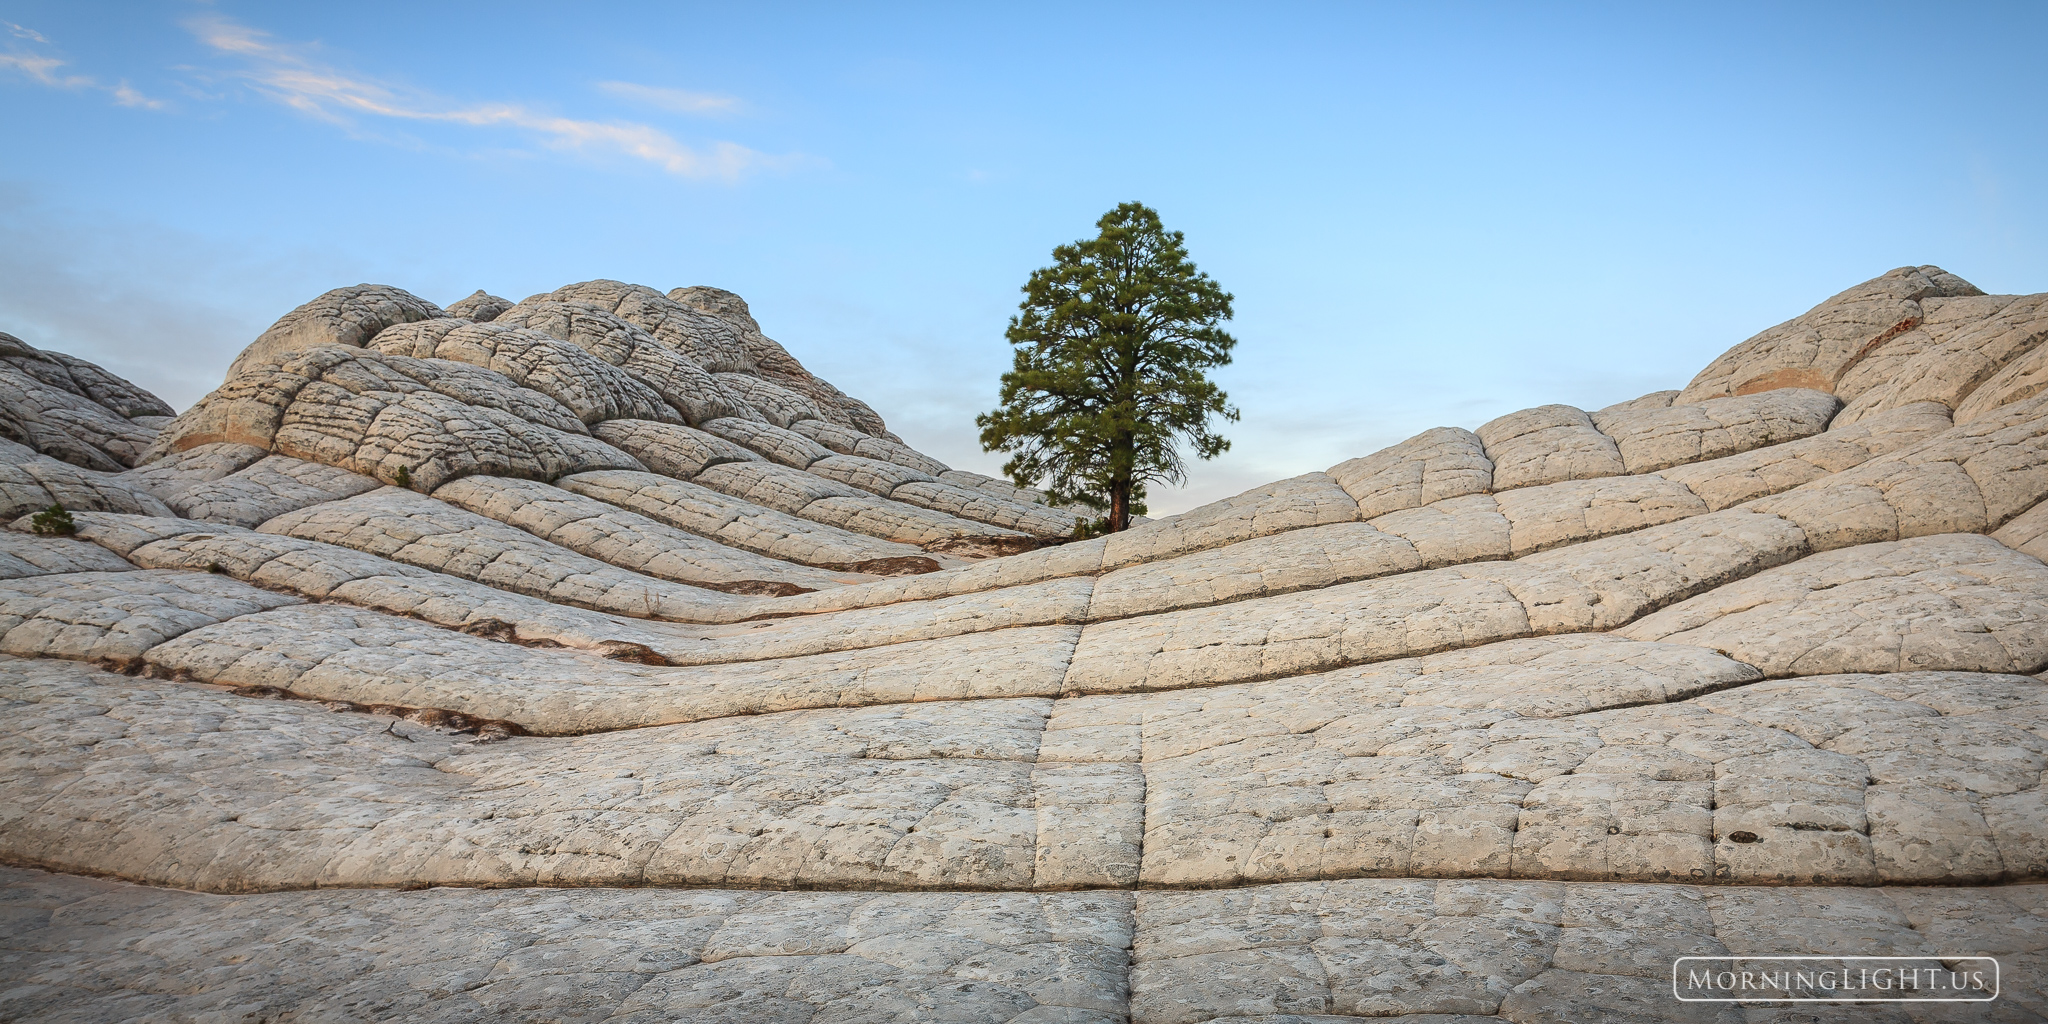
1108;482;1129;533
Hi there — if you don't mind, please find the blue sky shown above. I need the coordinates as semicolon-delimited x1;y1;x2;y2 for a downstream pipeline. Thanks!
3;2;2043;513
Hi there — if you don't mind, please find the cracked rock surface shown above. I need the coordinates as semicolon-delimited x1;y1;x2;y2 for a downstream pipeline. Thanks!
4;267;2047;1022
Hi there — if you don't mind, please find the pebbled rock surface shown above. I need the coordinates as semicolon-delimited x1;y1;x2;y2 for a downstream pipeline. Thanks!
0;331;171;471
3;267;2046;1022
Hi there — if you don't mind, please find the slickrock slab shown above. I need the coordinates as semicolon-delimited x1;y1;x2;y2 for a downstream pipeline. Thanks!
308;351;592;435
431;475;864;595
1129;878;2042;1024
855;433;950;476
700;415;835;467
50;512;713;659
541;280;761;376
1065;510;1807;694
856;426;954;476
1046;633;1759;774
1103;473;1359;569
666;283;895;436
815;453;941;495
975;448;1884;621
1996;500;2048;562
135;353;309;457
270;353;645;491
0;867;1133;1024
761;540;1106;616
150;604;1083;730
1127;667;2046;887
223;283;443;377
589;418;761;476
1590;388;1841;474
1696;673;2048;885
5;868;2037;1024
1961;338;2048;426
118;441;380;527
1369;492;1513;565
1326;426;1492;518
1089;522;1419;621
368;317;683;425
1491;476;1709;558
0;569;297;660
1660;401;1954;510
0;332;172;420
774;473;1400;626
560;470;936;571
0;438;174;520
0;360;160;472
1746;394;2048;550
1620;533;2048;677
0;657;1141;890
1830;294;2021;402
679;577;1094;664
941;467;1059;504
1372;463;1792;571
1046;635;1761;755
789;415;879;454
444;288;511;321
792;417;954;475
713;370;829;426
257;487;760;623
1677;265;1982;403
889;478;1081;537
1477;405;1627;490
0;531;134;578
1836;293;2048;426
147;347;646;491
589;280;884;432
1067;565;1527;695
0;331;174;473
1603;389;1681;413
693;457;903;512
495;299;761;425
694;460;1031;549
11;649;2038;893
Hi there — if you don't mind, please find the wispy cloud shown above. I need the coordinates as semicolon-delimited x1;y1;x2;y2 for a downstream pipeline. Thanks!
0;22;166;108
596;80;741;115
189;15;782;181
110;80;159;108
0;51;90;88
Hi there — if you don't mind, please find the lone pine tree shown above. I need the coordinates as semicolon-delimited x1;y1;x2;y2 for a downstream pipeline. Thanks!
977;202;1239;533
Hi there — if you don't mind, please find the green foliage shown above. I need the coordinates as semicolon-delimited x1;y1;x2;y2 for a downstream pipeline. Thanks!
29;504;75;537
1069;515;1111;540
977;202;1238;532
394;464;413;490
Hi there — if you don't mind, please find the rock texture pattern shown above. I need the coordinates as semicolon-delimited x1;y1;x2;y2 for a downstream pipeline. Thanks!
2;266;2045;1022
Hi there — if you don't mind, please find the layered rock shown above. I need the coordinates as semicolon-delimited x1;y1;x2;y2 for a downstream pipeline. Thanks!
2;266;2044;1022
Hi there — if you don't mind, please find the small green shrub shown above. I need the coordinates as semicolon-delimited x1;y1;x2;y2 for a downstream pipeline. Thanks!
206;562;226;575
394;464;413;489
29;504;75;537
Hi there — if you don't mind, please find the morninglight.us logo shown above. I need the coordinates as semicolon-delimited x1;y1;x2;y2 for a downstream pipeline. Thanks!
1673;957;2000;1003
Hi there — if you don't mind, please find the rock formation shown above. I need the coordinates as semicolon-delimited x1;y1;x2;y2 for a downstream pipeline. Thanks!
1;266;2044;1021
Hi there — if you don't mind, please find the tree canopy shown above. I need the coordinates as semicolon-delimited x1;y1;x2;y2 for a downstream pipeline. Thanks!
977;202;1238;533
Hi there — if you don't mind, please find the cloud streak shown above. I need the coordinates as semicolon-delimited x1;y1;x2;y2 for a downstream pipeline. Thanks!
597;80;742;115
190;16;780;181
0;22;166;108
